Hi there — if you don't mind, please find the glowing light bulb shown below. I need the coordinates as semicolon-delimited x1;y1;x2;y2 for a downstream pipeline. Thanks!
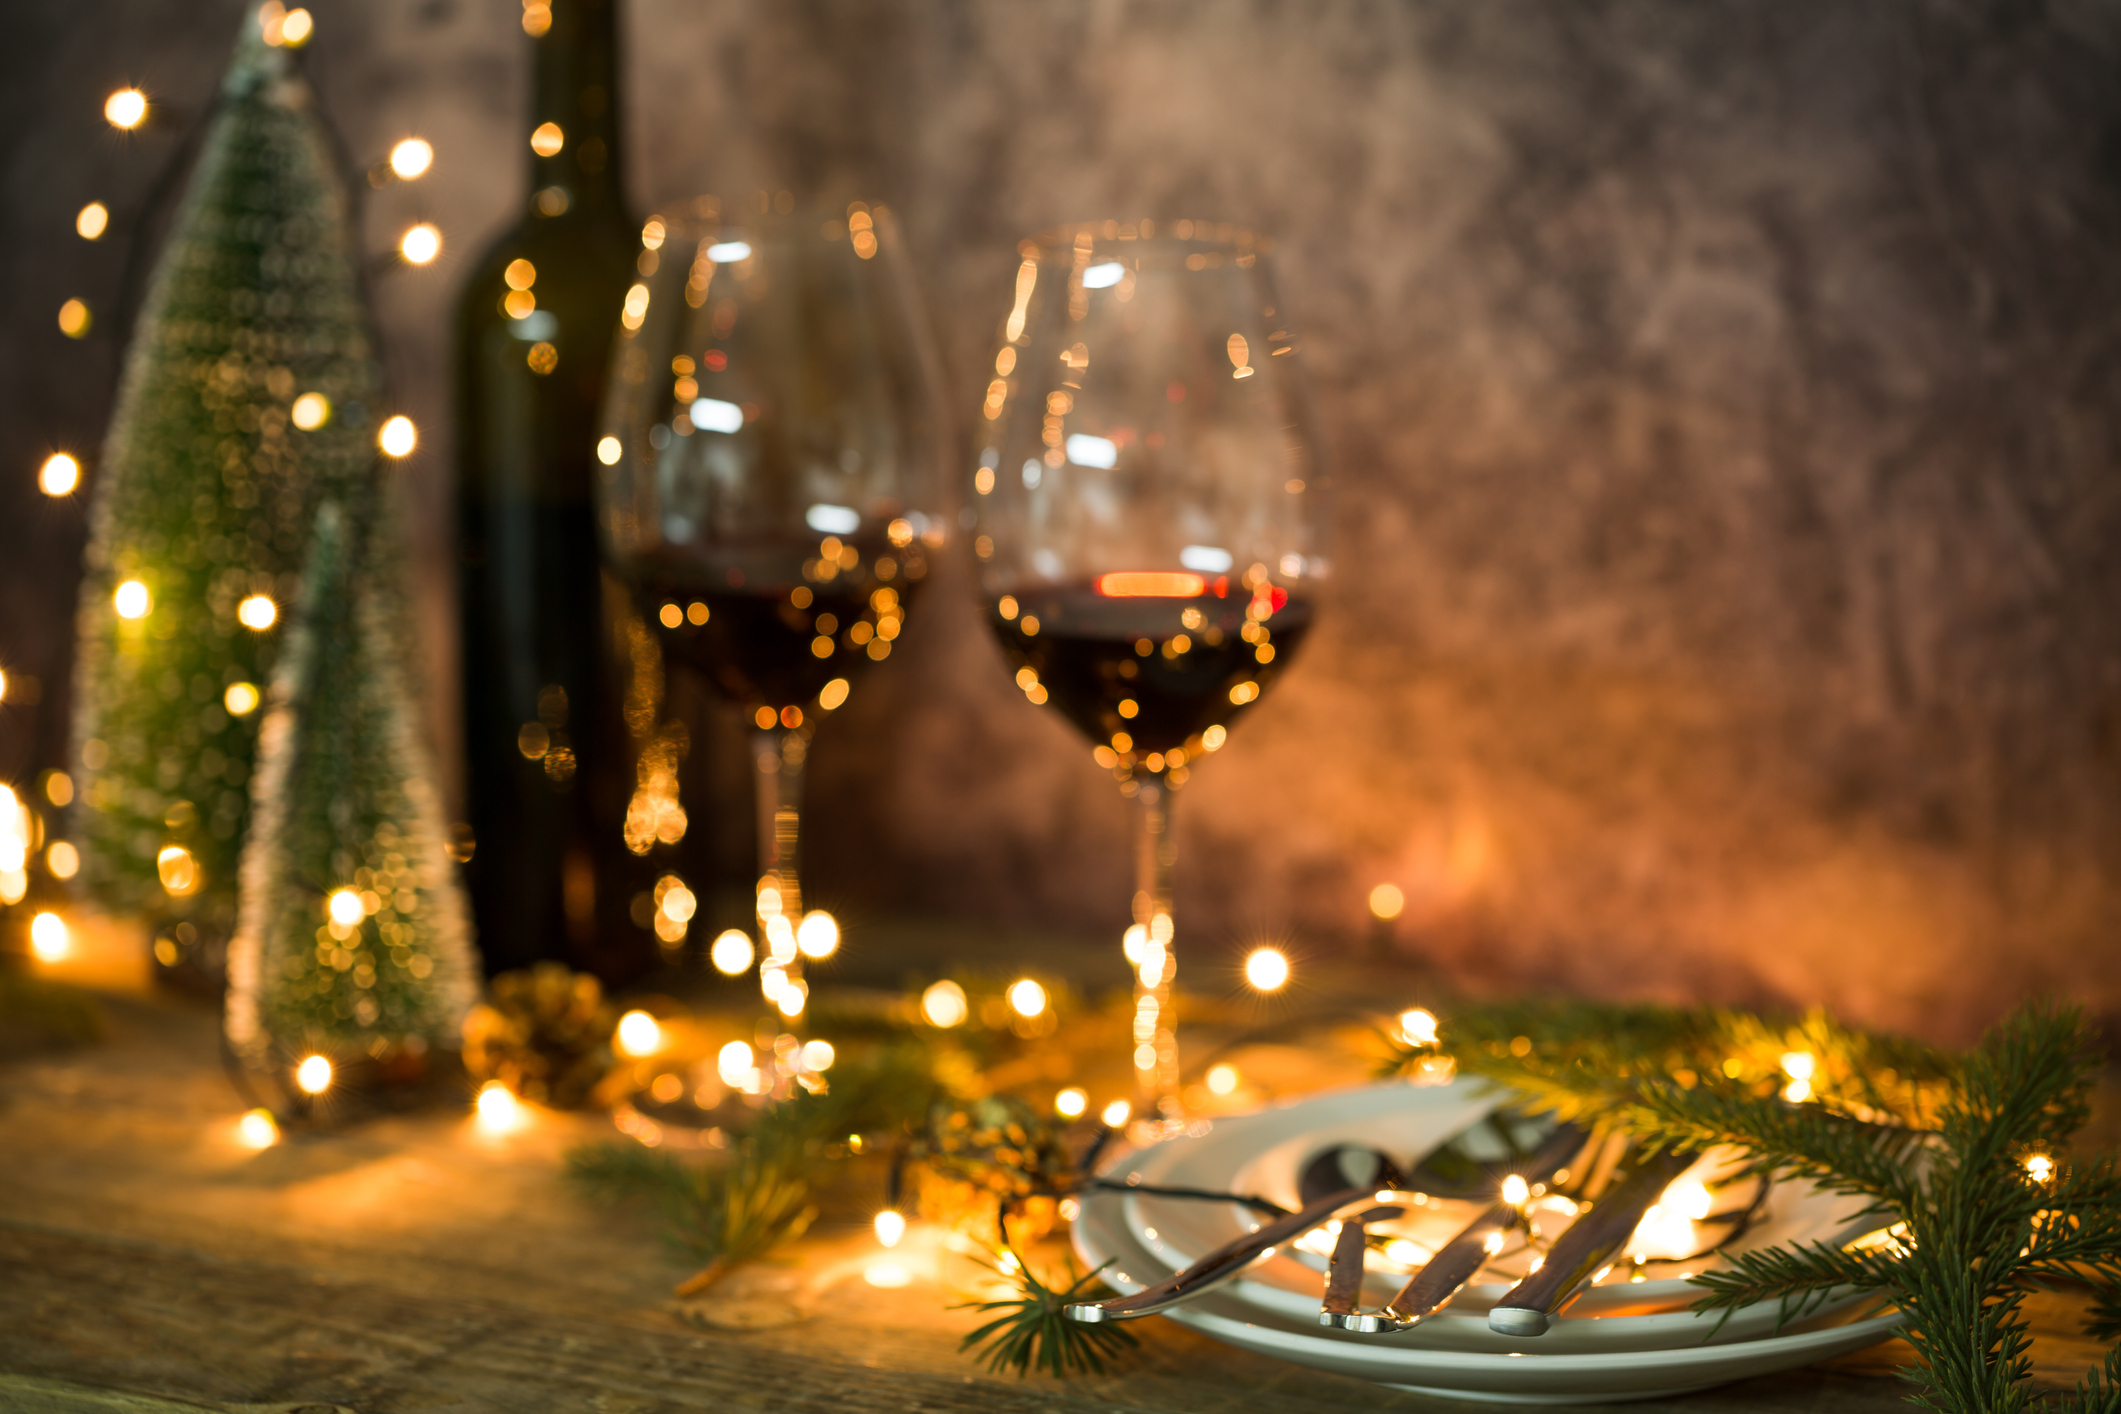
1501;1174;1530;1207
290;392;331;429
475;1080;525;1132
237;594;277;630
1665;1179;1714;1220
30;912;70;962
1007;978;1047;1017
1206;1064;1239;1095
614;1010;661;1056
1780;1051;1816;1081
596;436;622;465
157;845;199;896
775;980;807;1018
105;89;148;129
237;1108;279;1149
1055;1087;1087;1118
278;8;314;46
1243;946;1289;991
113;580;151;619
39;453;81;497
873;1209;906;1248
1483;1229;1506;1255
47;842;80;879
58;299;92;338
709;929;754;976
389;138;434;179
1369;882;1405;920
800;1039;834;1072
223;682;261;716
2025;1154;2055;1183
717;1041;755;1086
796;910;839;958
378;416;418;457
529;122;564;157
327;888;365;926
1398;1008;1439;1046
399;223;441;264
1100;1099;1132;1129
920;979;968;1028
76;202;109;240
295;1055;333;1094
1121;923;1148;964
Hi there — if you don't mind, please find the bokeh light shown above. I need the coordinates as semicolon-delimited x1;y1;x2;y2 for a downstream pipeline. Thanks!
615;1009;662;1056
1243;946;1290;991
920;979;968;1028
389;138;434;179
295;1054;333;1094
105;88;147;129
39;454;81;496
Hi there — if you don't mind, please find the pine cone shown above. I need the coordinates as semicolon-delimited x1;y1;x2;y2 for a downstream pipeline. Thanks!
461;962;615;1108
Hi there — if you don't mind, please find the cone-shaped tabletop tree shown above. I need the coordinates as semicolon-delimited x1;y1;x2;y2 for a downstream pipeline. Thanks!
71;11;381;937
225;501;477;1066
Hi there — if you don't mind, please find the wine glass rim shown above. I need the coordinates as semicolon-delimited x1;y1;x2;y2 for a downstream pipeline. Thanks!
641;201;898;240
1018;219;1274;257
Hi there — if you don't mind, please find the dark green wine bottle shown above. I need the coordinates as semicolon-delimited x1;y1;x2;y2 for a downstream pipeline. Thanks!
454;0;642;976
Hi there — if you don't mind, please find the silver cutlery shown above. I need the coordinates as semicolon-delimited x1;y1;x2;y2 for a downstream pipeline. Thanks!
1487;1146;1696;1336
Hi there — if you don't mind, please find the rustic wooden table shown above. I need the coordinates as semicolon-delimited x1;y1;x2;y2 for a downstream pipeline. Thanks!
2;984;2108;1414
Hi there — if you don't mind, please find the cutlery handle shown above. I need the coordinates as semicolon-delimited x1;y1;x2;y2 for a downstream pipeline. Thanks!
1488;1148;1695;1337
1066;1183;1376;1322
1389;1201;1516;1323
1319;1214;1371;1319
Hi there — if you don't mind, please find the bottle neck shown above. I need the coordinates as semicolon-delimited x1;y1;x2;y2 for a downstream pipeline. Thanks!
526;0;625;222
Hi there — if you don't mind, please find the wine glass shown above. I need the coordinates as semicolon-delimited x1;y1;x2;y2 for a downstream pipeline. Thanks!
972;219;1328;1122
597;199;950;1031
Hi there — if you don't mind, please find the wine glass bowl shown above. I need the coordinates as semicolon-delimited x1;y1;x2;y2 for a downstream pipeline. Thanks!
973;219;1327;1117
599;202;949;709
596;200;949;1021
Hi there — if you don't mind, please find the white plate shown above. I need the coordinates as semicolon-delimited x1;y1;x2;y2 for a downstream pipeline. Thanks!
1115;1081;1882;1341
1074;1179;1903;1403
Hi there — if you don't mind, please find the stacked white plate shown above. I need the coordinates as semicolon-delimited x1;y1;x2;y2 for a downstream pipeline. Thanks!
1072;1081;1903;1403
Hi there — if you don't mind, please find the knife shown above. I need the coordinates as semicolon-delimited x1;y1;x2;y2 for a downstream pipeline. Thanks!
1487;1146;1696;1336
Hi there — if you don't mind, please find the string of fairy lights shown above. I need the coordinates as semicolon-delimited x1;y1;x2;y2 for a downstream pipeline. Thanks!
5;4;1425;1211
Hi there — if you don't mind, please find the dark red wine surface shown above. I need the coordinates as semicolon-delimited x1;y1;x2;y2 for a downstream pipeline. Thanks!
638;538;926;709
989;579;1311;755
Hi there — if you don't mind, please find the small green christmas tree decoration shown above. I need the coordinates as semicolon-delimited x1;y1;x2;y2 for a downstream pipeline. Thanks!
70;9;381;941
224;502;477;1069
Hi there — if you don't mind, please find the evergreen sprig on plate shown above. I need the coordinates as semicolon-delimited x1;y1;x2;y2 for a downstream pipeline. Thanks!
1385;998;2120;1414
955;1252;1139;1379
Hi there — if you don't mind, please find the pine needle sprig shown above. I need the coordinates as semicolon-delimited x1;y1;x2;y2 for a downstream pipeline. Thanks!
567;1045;941;1293
1390;996;2120;1414
954;1253;1139;1379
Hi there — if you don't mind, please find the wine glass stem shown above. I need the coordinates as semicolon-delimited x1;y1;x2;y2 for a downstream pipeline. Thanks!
1133;778;1182;1120
753;726;806;1027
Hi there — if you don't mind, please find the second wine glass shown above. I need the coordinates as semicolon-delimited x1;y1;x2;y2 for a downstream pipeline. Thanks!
598;200;950;1028
973;219;1328;1122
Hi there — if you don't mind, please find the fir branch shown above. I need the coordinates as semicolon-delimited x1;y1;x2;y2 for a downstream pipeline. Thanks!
568;1046;939;1293
1632;1079;1929;1208
2045;1345;2121;1414
1393;997;2120;1414
954;1254;1138;1379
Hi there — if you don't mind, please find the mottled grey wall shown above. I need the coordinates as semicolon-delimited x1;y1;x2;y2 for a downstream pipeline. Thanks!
5;0;2120;1041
